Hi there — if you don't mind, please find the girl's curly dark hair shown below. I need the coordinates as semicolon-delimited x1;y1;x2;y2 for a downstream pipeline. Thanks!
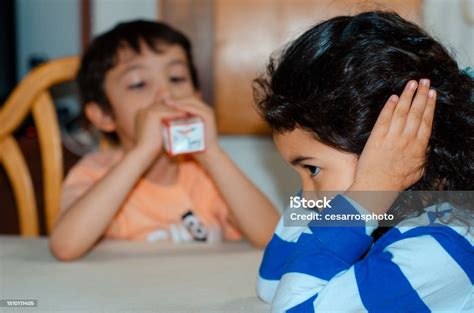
254;11;473;220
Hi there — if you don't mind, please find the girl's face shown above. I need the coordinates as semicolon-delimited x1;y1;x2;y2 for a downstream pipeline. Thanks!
274;128;358;192
102;41;198;148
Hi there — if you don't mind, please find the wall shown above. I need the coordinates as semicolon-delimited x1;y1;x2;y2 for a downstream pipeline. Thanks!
15;0;81;79
91;0;159;36
423;0;474;68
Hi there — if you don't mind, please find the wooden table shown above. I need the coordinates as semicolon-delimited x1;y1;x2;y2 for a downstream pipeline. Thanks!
0;236;269;312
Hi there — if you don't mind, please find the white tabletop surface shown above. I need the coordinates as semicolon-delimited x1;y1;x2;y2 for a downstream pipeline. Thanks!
0;236;269;313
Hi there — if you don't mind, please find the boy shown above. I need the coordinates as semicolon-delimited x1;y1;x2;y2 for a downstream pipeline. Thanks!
50;20;279;261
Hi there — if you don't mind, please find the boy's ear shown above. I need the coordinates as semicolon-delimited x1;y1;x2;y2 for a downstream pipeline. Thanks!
84;102;116;132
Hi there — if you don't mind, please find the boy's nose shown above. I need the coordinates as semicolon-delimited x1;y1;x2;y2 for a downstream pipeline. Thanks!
154;89;171;103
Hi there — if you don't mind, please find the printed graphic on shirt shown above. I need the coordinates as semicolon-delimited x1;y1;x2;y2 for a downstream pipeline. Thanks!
181;210;208;241
146;210;223;243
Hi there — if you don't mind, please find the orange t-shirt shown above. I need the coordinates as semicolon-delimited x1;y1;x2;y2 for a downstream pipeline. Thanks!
60;150;242;243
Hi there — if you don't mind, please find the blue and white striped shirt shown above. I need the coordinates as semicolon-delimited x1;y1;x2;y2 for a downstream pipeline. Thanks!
257;194;474;312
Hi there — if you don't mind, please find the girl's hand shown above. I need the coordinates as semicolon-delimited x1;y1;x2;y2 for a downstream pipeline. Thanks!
350;79;437;193
165;97;220;161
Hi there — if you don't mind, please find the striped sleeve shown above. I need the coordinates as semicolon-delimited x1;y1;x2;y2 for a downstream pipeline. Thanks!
257;195;474;313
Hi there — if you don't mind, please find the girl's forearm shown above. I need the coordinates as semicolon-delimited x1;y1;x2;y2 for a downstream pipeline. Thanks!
50;148;154;261
198;147;279;247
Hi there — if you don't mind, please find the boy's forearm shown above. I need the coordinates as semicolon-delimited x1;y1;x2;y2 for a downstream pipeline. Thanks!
197;147;279;247
50;148;154;261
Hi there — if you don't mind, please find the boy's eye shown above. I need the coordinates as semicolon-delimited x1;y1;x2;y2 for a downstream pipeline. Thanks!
169;76;187;84
128;81;146;89
304;165;321;177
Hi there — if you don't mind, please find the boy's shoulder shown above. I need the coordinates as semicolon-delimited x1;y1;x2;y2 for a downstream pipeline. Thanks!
72;149;123;175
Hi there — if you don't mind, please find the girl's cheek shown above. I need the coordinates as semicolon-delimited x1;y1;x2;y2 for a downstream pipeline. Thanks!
326;171;354;191
300;176;317;192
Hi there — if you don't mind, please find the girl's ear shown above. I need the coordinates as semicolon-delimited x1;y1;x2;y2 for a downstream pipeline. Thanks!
84;102;116;132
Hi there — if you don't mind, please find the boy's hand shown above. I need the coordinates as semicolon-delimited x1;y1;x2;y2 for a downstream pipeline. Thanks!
165;97;221;161
133;100;186;161
350;79;436;193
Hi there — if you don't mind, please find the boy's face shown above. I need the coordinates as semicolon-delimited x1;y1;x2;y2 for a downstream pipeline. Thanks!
274;128;358;192
96;41;198;148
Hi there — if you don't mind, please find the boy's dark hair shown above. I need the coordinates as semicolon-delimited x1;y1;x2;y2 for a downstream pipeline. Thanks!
77;20;200;114
254;11;473;219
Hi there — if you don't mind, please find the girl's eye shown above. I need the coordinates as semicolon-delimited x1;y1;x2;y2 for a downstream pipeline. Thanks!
304;165;321;177
128;81;146;89
170;76;187;84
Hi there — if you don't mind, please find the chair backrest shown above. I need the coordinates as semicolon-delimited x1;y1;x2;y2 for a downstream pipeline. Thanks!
0;56;79;237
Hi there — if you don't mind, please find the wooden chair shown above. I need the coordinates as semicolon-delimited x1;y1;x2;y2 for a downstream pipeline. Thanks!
0;56;79;237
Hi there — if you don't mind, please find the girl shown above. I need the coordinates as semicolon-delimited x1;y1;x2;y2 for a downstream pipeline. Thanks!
254;11;473;312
